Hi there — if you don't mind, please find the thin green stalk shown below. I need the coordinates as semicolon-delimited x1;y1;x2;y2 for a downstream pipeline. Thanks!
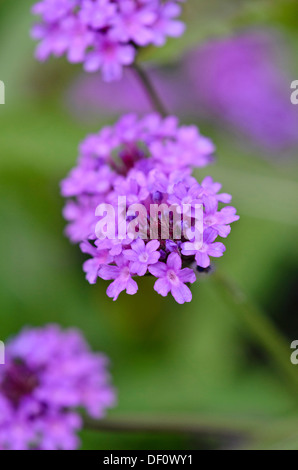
212;269;298;397
133;63;168;117
84;415;250;445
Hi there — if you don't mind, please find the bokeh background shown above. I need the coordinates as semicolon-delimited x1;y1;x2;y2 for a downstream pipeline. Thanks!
1;0;298;450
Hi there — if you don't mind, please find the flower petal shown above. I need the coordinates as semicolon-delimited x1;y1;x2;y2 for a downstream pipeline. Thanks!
167;252;181;271
171;282;192;304
154;278;171;297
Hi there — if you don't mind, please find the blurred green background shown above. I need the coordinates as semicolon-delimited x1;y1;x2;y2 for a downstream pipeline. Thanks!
1;0;298;450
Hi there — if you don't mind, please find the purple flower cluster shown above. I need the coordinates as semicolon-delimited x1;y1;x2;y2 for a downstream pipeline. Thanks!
61;114;239;304
0;325;116;450
31;0;185;81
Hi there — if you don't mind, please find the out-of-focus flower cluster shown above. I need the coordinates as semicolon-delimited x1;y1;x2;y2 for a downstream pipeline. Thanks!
187;31;298;152
31;0;185;81
0;325;116;450
61;114;239;304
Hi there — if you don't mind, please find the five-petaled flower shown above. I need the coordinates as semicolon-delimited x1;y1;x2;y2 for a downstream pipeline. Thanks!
149;253;196;304
124;239;160;276
99;257;138;301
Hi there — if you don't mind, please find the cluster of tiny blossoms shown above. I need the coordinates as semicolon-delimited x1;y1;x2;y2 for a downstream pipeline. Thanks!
0;325;116;450
31;0;185;81
61;114;239;304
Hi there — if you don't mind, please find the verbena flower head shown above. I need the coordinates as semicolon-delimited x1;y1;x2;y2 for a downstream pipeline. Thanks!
0;325;116;450
61;114;239;304
31;0;185;81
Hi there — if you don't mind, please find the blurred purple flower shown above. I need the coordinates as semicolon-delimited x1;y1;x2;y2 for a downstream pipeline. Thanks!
0;325;116;450
186;30;298;151
31;0;185;81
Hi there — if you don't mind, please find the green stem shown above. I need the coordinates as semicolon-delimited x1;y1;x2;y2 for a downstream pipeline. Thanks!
84;415;249;444
133;63;168;117
212;269;298;398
